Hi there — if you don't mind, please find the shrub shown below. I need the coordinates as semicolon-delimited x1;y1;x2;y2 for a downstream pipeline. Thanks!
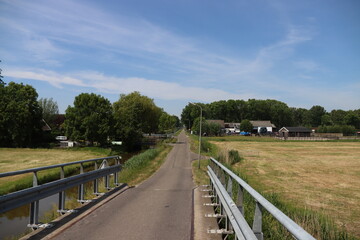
228;150;242;164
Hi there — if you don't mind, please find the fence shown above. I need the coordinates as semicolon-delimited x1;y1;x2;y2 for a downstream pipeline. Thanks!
0;156;122;229
207;157;316;240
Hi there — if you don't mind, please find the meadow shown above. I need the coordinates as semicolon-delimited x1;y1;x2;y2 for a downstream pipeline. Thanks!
211;140;360;238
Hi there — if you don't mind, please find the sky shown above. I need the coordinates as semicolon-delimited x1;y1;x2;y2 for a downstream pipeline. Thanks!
1;0;359;117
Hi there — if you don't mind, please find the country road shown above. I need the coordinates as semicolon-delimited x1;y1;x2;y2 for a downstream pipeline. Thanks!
52;131;194;240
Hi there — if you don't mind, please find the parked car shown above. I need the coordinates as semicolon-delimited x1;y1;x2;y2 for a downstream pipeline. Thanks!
240;131;251;136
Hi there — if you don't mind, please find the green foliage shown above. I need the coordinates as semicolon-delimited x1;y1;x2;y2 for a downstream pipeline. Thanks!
321;114;333;126
181;99;360;131
38;97;59;127
0;60;4;86
0;82;43;147
228;149;242;164
158;112;179;133
345;112;360;129
113;92;163;151
123;147;162;170
308;105;327;127
317;125;356;135
240;119;253;132
65;93;113;146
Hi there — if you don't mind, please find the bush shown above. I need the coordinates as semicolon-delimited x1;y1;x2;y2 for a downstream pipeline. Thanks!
228;150;242;164
317;125;355;135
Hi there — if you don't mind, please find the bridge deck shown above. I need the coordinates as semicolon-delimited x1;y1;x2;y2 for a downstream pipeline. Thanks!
52;131;194;240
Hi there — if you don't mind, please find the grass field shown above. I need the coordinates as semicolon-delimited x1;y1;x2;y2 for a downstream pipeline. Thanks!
212;140;360;238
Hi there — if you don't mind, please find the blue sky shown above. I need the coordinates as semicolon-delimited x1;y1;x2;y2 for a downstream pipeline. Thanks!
1;0;359;116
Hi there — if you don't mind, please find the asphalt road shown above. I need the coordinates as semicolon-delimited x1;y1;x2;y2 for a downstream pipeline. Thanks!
53;131;194;240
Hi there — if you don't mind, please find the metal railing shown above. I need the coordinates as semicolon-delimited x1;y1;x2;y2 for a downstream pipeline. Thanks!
0;156;122;229
207;157;316;240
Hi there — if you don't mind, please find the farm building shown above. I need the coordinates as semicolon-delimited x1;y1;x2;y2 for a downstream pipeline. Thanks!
278;127;311;137
224;122;240;134
249;120;276;133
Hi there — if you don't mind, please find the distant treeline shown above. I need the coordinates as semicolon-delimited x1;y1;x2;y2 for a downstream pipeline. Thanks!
181;99;360;131
0;81;179;150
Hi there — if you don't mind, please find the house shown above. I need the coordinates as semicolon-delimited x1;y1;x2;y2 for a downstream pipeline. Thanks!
249;120;276;133
41;119;52;131
224;122;240;134
278;127;311;137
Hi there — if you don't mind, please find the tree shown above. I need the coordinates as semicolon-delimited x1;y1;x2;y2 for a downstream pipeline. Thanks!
321;114;333;126
38;98;59;127
0;60;5;86
308;105;326;127
0;82;43;147
240;119;253;132
65;93;113;146
113;92;163;150
344;112;360;129
159;113;178;133
330;110;346;125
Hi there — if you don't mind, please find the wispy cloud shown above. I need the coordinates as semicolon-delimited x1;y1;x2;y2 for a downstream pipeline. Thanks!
1;0;315;85
5;68;249;102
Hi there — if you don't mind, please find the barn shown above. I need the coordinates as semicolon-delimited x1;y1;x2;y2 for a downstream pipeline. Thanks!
278;127;311;138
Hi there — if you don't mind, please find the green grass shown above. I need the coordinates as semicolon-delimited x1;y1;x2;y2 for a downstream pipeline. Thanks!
118;144;172;186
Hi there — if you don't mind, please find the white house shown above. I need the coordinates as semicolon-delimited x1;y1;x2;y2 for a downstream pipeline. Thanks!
249;120;276;133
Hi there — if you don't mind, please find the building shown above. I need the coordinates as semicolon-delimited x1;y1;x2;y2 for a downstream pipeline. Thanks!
224;122;240;134
278;127;311;137
249;120;276;133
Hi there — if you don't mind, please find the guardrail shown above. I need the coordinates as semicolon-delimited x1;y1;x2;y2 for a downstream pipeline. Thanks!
207;157;316;240
0;156;122;229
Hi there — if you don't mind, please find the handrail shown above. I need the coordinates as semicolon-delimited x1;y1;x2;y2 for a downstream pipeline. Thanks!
0;155;121;178
0;165;120;213
209;157;316;240
207;166;257;240
0;155;123;230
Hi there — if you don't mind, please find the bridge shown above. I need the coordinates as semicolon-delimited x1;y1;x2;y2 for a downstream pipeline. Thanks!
0;131;315;240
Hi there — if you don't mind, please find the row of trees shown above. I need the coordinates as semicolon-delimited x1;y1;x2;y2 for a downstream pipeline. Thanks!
65;91;179;150
181;99;360;131
0;80;179;149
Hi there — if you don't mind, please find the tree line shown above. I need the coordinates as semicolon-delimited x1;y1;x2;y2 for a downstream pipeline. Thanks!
0;81;179;150
181;99;360;134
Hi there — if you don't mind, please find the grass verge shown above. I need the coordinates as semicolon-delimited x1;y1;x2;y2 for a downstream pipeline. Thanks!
118;144;172;186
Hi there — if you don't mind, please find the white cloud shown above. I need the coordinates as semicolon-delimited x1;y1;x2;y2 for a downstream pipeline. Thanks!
5;68;248;102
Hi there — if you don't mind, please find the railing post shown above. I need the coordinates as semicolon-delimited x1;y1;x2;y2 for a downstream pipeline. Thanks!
93;161;99;195
236;184;244;215
252;201;263;240
78;163;85;202
105;174;110;190
29;171;39;228
226;176;233;198
114;158;119;186
58;167;66;213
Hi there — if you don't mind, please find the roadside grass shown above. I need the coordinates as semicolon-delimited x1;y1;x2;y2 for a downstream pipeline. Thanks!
118;144;172;186
188;133;359;239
